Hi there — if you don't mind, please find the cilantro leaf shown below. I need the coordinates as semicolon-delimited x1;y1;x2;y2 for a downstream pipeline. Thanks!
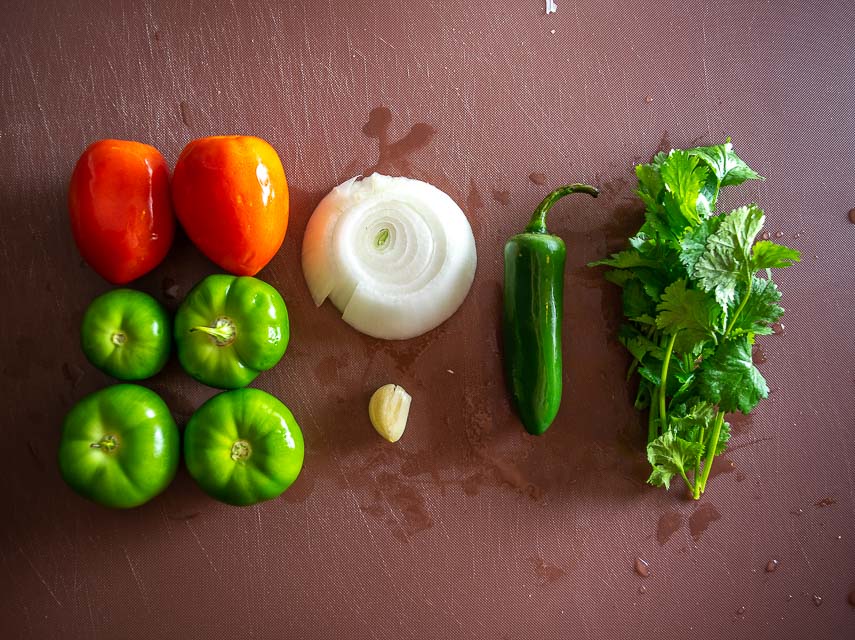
646;430;703;489
669;401;729;456
628;233;651;251
602;269;635;287
712;419;731;456
634;266;673;301
623;279;657;322
751;241;801;270
637;364;662;386
728;276;784;336
688;142;764;188
655;279;722;353
635;163;676;241
695;204;765;308
670;400;716;440
659;150;712;226
618;324;664;363
679;215;723;276
697;338;769;413
636;151;715;239
587;248;658;269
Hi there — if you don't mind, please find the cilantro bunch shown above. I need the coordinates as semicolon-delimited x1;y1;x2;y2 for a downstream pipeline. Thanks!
590;142;799;498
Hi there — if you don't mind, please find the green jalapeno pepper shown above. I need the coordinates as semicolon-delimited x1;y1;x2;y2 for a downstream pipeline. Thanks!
503;184;598;435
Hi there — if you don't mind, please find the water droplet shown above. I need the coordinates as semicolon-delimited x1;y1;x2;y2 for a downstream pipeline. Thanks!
736;606;746;615
813;594;823;606
774;231;784;238
786;594;793;602
771;322;786;336
639;584;647;594
491;189;511;206
151;233;159;241
752;345;767;365
528;172;547;186
815;496;837;507
761;231;771;240
793;232;802;239
848;208;855;224
644;95;654;103
634;557;650;577
766;559;780;572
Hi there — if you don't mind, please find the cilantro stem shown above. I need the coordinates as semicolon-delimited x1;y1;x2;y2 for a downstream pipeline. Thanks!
680;468;696;496
694;424;705;495
725;277;753;335
695;410;725;497
658;333;677;431
627;358;640;381
648;387;658;443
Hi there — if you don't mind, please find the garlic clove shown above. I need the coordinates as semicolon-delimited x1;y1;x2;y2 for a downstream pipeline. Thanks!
368;384;412;443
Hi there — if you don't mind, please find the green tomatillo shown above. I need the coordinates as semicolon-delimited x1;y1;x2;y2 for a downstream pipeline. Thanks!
58;384;180;508
174;275;289;389
80;289;171;380
183;388;304;506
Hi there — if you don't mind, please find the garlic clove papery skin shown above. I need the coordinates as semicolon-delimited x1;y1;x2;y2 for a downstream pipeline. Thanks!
302;174;477;340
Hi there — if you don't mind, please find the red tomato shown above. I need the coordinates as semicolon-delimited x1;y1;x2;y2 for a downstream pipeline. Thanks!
171;136;289;276
68;140;174;284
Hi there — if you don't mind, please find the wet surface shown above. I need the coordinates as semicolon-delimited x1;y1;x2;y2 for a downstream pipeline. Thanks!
528;172;547;186
362;106;436;178
656;511;683;545
530;556;566;585
689;503;722;541
1;1;854;639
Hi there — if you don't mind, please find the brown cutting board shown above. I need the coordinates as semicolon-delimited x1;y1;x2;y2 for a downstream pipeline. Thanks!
1;1;853;638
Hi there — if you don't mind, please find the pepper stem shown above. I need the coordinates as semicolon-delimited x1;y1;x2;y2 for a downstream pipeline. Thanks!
191;317;236;346
525;184;599;234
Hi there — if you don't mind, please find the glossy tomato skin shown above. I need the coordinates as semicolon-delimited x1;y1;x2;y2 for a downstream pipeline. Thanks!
171;136;289;276
68;140;174;284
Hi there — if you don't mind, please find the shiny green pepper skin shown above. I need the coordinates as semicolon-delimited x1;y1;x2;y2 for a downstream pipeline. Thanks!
183;388;305;506
503;184;598;435
80;289;171;380
58;384;180;508
174;274;289;389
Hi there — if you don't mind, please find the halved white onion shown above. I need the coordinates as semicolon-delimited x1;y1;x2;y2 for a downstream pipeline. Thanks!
302;174;477;340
